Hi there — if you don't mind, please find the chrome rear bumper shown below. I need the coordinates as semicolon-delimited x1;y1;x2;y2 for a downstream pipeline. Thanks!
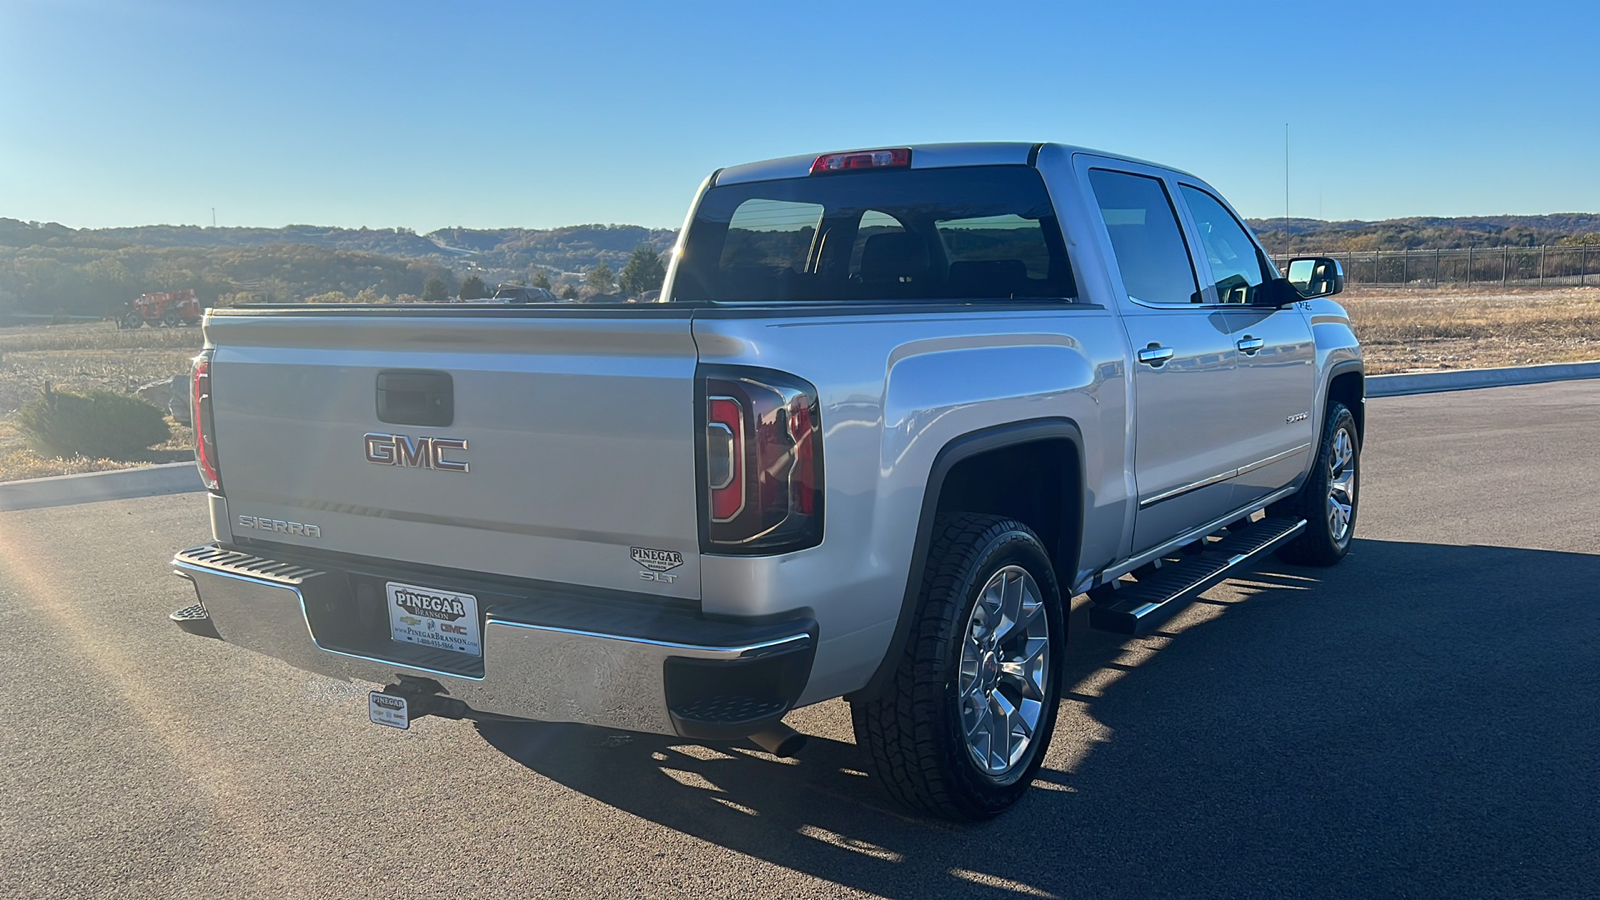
173;544;814;738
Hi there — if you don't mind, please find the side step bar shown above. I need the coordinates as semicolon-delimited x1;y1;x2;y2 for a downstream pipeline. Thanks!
1088;517;1306;636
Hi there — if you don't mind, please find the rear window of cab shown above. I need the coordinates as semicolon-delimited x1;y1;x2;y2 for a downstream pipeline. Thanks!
672;165;1076;303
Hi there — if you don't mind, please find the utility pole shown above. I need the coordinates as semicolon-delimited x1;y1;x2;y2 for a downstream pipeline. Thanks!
211;208;217;228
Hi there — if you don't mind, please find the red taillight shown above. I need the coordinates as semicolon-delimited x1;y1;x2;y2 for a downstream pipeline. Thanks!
810;148;911;175
191;351;221;492
701;368;823;553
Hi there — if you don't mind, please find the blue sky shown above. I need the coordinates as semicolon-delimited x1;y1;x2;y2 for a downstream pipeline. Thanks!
2;0;1597;231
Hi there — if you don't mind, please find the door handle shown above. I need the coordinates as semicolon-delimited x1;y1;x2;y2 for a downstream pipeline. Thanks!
1236;336;1265;355
1137;344;1175;367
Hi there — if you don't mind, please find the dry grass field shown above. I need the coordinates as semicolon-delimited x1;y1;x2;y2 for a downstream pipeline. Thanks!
0;322;200;480
1;290;1597;480
1341;286;1600;374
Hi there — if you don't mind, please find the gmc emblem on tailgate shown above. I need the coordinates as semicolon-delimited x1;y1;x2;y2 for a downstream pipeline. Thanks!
364;433;469;472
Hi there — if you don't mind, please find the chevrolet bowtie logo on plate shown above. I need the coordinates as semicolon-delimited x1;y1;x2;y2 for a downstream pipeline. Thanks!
364;433;469;472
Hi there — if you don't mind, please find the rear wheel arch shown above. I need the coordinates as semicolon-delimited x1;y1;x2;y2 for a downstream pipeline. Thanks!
850;418;1084;701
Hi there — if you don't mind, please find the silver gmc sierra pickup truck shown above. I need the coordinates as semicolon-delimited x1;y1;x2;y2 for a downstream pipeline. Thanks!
172;142;1363;820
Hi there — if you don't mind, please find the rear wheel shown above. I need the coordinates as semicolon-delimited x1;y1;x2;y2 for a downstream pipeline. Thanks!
161;309;180;327
119;311;144;329
1271;402;1360;565
850;513;1064;820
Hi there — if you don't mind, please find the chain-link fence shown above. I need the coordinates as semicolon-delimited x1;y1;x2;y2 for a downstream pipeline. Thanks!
1269;245;1596;289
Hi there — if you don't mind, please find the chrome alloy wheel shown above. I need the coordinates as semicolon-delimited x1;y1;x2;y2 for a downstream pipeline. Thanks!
957;565;1051;778
1328;427;1357;546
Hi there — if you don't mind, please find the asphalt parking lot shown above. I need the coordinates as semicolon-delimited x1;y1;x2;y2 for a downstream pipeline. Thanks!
2;381;1597;899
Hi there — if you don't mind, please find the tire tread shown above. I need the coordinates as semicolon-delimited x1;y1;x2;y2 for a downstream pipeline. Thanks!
851;513;1060;820
1272;402;1359;566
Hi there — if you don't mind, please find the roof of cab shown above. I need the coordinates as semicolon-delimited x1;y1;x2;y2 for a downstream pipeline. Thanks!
711;141;1194;186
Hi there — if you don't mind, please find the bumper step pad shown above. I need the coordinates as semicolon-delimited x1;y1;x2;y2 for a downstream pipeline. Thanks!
1088;517;1306;636
169;602;221;639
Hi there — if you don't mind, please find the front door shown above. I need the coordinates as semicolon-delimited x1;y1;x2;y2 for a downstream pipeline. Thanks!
1175;184;1318;508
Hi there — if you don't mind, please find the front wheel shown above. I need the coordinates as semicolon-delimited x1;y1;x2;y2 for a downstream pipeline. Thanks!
1272;402;1360;566
850;513;1064;820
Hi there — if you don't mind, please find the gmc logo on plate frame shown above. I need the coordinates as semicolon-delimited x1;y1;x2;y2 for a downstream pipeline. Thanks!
364;433;469;472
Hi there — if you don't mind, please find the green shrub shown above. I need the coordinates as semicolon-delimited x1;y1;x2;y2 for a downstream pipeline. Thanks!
15;384;171;459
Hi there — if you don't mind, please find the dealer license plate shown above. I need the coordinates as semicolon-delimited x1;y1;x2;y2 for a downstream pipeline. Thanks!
368;691;409;729
385;581;482;656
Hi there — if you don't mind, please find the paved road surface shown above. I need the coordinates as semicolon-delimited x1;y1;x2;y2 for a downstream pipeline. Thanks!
2;382;1597;899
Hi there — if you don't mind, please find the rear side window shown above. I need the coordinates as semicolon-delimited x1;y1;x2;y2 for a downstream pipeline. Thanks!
1087;169;1202;305
673;166;1075;303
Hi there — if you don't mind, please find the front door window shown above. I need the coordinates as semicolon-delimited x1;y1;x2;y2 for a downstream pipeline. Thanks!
1179;186;1273;305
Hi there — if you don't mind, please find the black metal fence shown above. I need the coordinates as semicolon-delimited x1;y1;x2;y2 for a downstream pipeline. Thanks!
1269;245;1596;289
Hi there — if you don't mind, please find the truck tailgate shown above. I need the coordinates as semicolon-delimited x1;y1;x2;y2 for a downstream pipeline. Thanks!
204;309;702;599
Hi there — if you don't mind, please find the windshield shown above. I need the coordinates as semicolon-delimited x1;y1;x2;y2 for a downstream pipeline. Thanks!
672;165;1076;303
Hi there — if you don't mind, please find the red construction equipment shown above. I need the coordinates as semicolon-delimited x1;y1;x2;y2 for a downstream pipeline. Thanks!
119;289;203;328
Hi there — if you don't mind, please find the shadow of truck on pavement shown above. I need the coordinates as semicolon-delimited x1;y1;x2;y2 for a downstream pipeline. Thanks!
477;539;1600;900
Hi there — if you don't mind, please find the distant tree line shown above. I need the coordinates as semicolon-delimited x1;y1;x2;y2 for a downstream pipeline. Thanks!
1249;213;1600;253
0;240;456;314
4;212;1596;315
0;218;682;313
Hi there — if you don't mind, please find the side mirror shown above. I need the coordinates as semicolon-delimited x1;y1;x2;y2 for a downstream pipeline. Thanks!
1286;256;1345;299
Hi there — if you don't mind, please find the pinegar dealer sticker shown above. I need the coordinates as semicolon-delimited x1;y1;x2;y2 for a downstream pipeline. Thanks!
630;547;684;572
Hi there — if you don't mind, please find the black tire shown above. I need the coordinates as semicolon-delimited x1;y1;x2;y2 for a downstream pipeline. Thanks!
850;513;1065;820
161;309;180;327
120;312;144;329
1271;402;1360;566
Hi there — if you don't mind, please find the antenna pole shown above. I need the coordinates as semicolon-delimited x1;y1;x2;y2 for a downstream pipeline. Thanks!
1284;123;1290;258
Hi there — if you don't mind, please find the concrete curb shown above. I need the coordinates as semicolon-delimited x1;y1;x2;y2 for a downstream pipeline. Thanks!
0;462;201;513
2;360;1597;514
1367;360;1600;398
